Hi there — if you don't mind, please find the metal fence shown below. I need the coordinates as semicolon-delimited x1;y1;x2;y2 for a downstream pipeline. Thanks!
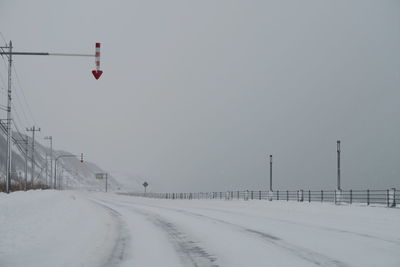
124;188;398;208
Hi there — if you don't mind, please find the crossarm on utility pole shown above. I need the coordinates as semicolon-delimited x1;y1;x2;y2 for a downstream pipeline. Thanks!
0;52;94;57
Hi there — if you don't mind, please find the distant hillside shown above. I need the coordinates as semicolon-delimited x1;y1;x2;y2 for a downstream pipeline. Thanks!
0;130;119;191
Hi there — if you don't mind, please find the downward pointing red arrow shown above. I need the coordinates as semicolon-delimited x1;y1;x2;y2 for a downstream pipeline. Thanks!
92;70;103;80
92;43;103;80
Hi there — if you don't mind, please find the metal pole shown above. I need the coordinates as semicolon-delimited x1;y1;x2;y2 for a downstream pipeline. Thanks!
27;126;41;188
24;138;28;191
31;127;35;187
50;137;53;188
5;41;13;194
45;136;53;188
45;150;48;186
54;154;77;190
337;140;341;191
54;159;57;189
269;155;273;191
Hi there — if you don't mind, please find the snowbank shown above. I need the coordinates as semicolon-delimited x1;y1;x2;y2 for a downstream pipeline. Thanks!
0;190;117;267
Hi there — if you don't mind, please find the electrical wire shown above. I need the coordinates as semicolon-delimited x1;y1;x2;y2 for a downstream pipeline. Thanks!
12;79;32;127
0;32;38;129
0;31;7;44
12;65;38;127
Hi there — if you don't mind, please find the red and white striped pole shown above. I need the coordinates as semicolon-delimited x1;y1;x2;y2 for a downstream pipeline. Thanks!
92;42;103;80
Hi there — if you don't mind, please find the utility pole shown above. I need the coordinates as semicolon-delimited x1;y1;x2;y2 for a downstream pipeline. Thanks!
24;138;28;191
337;140;341;191
0;41;13;194
26;126;40;188
45;150;48;186
14;137;29;191
44;136;53;188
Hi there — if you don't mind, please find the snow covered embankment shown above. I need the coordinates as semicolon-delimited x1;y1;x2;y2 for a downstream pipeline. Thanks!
0;190;118;267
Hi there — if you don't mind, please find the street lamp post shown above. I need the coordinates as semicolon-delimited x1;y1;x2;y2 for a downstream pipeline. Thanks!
337;140;341;191
54;154;77;190
268;154;273;201
269;155;273;192
44;136;53;188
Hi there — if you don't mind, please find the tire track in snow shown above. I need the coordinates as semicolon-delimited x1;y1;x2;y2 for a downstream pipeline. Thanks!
93;198;219;267
127;202;349;267
185;205;400;246
90;200;129;267
130;208;219;267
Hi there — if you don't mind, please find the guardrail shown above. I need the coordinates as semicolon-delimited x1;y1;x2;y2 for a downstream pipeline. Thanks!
124;188;398;208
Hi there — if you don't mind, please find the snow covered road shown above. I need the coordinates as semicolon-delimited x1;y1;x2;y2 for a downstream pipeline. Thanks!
90;193;400;267
1;191;400;267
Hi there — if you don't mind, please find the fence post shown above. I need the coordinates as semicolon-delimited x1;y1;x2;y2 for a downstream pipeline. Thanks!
335;190;342;205
287;190;289;201
268;190;273;201
389;188;396;208
244;190;249;201
277;190;279;200
308;190;311;202
386;189;389;207
259;190;262;200
321;190;323;202
251;190;254;200
298;190;304;202
367;189;370;205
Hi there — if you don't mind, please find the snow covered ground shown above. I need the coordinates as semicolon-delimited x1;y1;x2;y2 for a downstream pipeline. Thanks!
1;190;400;267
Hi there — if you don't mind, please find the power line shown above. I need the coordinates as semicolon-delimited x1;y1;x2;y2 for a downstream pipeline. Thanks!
0;48;8;97
0;32;7;44
11;90;31;127
11;102;24;130
0;66;6;89
12;65;38;126
0;40;37;130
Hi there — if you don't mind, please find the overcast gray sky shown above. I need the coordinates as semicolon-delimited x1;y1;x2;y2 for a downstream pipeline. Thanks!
1;0;399;192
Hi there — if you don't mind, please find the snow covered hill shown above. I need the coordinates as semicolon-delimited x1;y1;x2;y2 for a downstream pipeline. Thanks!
1;190;399;267
0;131;119;191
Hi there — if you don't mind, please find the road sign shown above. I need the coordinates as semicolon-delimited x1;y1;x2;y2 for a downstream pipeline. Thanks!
92;43;103;80
95;172;108;192
95;173;104;179
143;182;148;188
